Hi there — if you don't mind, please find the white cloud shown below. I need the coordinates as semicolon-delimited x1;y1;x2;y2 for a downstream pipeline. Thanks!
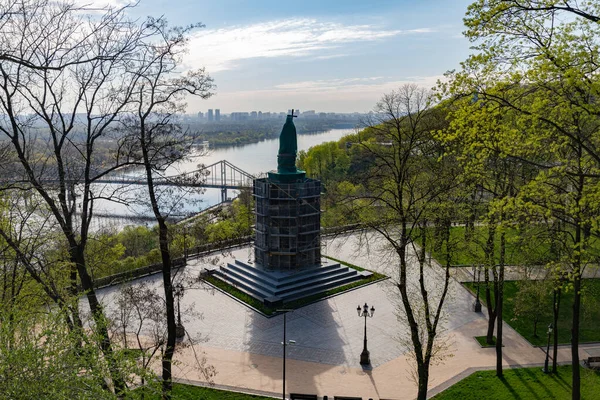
187;75;446;113
274;77;385;90
71;0;129;8
185;19;433;72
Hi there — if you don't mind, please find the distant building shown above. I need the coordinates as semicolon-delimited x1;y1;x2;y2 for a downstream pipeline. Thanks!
197;111;204;119
258;111;263;119
250;111;257;119
231;112;250;121
215;109;220;121
208;109;214;121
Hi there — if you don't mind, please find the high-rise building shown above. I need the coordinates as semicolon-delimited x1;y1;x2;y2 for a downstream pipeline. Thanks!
215;109;220;121
197;111;204;119
208;109;214;121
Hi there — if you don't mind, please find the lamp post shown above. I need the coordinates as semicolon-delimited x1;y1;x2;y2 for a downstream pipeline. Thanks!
357;302;375;365
543;323;554;373
174;284;185;339
277;309;295;400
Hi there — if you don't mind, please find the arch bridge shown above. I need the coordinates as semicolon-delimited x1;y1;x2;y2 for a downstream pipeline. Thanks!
95;160;255;203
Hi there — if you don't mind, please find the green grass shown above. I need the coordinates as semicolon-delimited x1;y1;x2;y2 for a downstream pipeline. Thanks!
431;365;600;400
475;336;497;348
463;280;600;346
205;257;387;316
130;383;275;399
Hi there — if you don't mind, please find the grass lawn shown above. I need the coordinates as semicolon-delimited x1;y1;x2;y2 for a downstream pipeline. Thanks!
205;256;386;316
475;335;497;348
463;280;600;346
130;383;275;399
431;365;600;400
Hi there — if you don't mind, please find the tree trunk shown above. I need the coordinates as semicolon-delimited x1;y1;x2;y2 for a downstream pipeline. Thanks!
552;288;561;373
485;271;497;344
416;360;430;400
571;170;585;400
158;220;177;400
140;132;177;400
73;249;126;394
572;267;581;400
485;222;497;344
495;231;505;377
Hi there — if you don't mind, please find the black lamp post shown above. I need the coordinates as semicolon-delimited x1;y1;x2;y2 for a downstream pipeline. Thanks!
543;323;554;373
174;284;185;339
357;302;375;365
277;309;295;400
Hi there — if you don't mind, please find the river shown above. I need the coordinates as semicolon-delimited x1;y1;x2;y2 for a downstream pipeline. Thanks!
93;128;355;227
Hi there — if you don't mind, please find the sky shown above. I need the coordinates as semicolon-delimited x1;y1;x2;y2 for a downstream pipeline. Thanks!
88;0;475;113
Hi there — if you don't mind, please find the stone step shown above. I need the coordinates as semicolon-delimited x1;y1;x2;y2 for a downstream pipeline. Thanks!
212;259;367;308
220;263;357;298
280;274;364;302
235;259;344;284
218;265;276;296
275;269;358;296
230;260;348;289
213;270;273;300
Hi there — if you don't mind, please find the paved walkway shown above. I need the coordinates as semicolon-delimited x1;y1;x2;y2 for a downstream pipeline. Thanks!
93;232;593;399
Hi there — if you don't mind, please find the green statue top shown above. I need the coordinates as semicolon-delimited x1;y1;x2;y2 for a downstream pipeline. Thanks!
277;112;299;174
269;110;306;182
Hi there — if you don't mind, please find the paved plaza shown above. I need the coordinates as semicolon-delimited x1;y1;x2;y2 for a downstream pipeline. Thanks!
94;232;596;399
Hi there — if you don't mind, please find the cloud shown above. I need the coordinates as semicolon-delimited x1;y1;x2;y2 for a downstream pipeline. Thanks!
71;0;129;8
185;19;433;72
187;75;446;113
270;75;443;93
274;77;385;90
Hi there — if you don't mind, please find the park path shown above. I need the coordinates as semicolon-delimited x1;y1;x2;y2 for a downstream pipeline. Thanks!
94;232;595;399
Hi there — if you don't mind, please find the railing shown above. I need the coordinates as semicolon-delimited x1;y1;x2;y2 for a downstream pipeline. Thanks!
91;223;365;289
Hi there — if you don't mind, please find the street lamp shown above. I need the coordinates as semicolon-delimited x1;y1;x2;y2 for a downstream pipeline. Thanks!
276;309;295;400
357;302;375;365
543;323;554;373
174;284;185;339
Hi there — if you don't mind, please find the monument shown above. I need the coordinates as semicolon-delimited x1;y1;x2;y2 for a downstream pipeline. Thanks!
215;110;368;307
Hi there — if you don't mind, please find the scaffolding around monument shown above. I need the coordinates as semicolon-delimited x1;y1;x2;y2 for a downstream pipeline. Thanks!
253;178;321;270
212;111;369;308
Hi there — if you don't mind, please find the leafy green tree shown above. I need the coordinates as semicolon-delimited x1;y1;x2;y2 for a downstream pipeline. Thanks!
513;277;552;338
0;301;117;400
446;1;600;396
117;226;159;259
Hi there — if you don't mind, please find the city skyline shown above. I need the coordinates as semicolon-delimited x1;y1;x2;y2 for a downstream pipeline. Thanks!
78;0;474;113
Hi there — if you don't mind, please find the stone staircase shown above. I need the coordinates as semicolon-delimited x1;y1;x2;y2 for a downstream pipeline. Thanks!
213;259;369;306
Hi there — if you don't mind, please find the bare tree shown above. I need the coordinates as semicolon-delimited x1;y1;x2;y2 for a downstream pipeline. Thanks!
340;84;459;400
121;17;214;399
0;1;199;393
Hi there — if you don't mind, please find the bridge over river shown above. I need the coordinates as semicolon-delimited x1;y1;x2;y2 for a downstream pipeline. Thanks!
94;160;255;204
4;160;255;221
